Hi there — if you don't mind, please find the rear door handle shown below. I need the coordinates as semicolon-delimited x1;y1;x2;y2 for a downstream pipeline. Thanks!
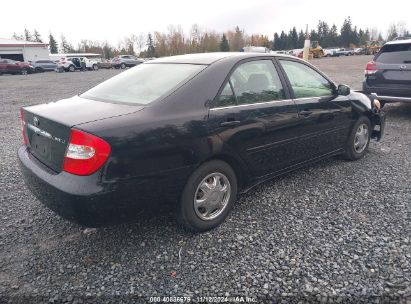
299;110;313;117
220;120;241;127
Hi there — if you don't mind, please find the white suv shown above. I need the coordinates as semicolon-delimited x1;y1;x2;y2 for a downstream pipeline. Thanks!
57;57;99;72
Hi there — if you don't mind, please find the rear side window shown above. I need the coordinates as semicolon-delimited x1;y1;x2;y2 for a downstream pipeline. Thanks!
81;63;206;105
376;43;411;63
229;60;285;105
217;82;236;107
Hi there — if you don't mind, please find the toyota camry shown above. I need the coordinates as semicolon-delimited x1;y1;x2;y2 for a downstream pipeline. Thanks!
19;53;385;231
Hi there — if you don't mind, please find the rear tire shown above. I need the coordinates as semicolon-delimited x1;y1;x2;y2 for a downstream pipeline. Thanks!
92;64;99;71
21;69;28;75
120;63;126;69
177;160;237;232
68;65;75;72
343;116;371;161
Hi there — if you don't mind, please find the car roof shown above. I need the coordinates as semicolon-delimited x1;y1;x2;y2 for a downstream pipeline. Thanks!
146;52;296;65
385;39;411;45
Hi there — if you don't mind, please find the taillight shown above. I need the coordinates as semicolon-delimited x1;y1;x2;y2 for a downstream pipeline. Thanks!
365;61;377;75
20;108;27;145
63;129;111;176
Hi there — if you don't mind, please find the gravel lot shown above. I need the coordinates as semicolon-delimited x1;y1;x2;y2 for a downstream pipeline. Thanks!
0;56;410;304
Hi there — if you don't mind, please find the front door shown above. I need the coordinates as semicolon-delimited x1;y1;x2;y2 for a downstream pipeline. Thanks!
208;59;300;178
277;59;351;163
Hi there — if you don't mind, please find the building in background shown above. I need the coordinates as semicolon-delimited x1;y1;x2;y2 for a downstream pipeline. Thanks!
0;38;49;62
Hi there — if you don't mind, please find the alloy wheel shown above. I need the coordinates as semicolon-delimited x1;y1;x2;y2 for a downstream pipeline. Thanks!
354;123;369;153
194;172;231;221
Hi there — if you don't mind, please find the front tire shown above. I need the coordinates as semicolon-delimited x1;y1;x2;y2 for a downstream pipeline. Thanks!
343;116;371;160
177;160;238;232
68;65;75;72
21;69;28;75
92;64;99;71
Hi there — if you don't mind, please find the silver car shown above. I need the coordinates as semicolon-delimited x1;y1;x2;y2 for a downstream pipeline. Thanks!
112;55;144;69
31;60;58;72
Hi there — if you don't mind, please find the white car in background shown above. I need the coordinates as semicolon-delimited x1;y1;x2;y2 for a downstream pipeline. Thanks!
57;57;99;72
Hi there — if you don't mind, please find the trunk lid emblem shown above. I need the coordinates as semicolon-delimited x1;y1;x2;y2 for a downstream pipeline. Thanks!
33;117;40;126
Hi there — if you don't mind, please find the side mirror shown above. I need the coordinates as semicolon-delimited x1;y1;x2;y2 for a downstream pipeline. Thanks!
337;84;351;96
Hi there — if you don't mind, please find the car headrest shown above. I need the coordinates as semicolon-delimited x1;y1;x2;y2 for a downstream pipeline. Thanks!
247;73;269;92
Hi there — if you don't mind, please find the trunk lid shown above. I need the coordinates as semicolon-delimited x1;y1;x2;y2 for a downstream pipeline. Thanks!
22;95;143;172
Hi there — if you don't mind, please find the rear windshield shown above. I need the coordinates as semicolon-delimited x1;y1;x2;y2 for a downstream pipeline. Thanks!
376;43;411;63
81;63;206;105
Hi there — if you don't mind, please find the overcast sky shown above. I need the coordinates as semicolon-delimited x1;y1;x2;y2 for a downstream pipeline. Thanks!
1;0;410;46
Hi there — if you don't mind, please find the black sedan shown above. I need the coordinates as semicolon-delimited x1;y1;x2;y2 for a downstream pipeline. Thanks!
18;53;385;231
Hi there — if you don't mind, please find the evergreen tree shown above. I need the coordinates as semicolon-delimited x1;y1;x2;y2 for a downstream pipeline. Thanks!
60;34;74;53
351;26;360;46
12;32;23;40
328;24;339;47
220;34;230;52
24;28;32;42
279;31;287;50
310;29;319;43
147;33;156;57
298;30;305;48
33;29;43;43
317;21;329;46
48;33;58;54
340;17;353;47
289;27;298;49
272;33;280;50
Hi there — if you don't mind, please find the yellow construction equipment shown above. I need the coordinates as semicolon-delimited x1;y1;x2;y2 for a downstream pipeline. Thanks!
364;41;383;55
310;41;325;58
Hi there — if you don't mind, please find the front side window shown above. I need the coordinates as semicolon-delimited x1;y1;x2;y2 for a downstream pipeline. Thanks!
280;60;334;98
81;63;206;105
229;60;285;105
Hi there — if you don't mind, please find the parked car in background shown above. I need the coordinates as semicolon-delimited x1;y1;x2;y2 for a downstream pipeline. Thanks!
354;48;365;55
0;59;34;75
98;59;113;69
30;60;57;72
363;39;411;106
111;55;144;69
340;48;355;56
57;57;99;72
19;53;385;231
324;48;340;57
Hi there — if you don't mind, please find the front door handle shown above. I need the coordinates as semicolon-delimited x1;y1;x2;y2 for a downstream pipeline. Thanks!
299;110;313;117
220;120;241;127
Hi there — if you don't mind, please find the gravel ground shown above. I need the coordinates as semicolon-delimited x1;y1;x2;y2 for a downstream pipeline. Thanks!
0;56;410;304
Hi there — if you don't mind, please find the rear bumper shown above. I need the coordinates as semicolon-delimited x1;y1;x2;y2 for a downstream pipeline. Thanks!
18;146;187;226
363;81;411;102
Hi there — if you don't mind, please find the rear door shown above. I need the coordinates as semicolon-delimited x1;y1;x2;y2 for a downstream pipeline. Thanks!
209;58;300;177
277;59;351;161
372;42;411;89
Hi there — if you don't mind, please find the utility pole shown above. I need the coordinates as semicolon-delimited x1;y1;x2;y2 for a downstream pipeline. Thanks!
303;24;310;61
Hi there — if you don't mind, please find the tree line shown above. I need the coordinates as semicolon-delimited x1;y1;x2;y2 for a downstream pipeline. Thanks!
11;18;409;59
273;18;410;50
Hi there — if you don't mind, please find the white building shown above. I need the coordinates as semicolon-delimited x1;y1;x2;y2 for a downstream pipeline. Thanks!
0;38;49;62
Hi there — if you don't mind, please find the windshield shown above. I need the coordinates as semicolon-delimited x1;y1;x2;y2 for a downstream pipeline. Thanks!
81;63;206;105
376;43;411;64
